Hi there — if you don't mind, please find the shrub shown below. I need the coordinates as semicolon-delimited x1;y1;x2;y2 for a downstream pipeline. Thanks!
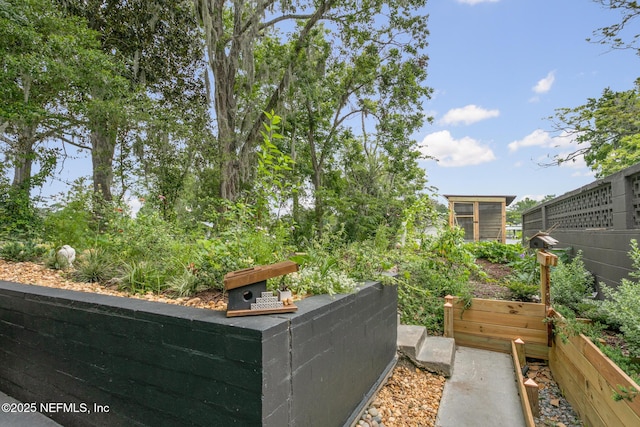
550;251;594;313
396;227;476;334
467;241;524;264
283;265;358;296
505;280;539;302
0;240;47;262
41;180;98;249
166;269;203;297
72;249;117;283
600;240;640;358
117;261;167;294
0;181;43;240
506;250;538;285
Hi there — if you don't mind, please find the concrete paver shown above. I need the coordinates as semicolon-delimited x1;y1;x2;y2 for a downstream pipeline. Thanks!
436;346;526;427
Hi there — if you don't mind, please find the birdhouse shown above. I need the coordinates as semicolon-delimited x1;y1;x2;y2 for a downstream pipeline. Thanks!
528;232;558;250
223;260;298;317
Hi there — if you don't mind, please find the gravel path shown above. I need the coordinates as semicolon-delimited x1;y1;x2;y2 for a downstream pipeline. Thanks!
527;361;583;427
357;359;446;427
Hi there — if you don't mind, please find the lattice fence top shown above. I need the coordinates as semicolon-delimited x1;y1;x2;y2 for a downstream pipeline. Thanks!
632;172;640;228
545;184;613;229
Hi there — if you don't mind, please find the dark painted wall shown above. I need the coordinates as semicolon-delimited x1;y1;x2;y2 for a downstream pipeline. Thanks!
523;162;640;289
288;282;397;426
0;280;396;427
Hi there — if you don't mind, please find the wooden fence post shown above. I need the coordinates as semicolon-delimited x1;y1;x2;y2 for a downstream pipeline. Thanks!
524;378;540;417
444;295;454;338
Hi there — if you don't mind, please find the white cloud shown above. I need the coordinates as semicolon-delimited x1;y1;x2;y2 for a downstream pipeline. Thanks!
420;130;496;167
508;129;553;152
440;104;500;126
457;0;500;4
509;129;578;153
532;71;556;94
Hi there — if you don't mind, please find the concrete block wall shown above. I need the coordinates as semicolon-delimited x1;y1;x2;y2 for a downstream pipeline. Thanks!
523;162;640;288
0;280;397;426
289;282;397;426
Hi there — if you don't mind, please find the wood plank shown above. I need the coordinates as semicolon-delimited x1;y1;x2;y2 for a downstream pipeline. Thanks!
511;340;536;427
223;260;298;290
453;332;548;360
575;334;640;417
446;196;507;203
453;308;547;330
226;304;298;317
453;332;511;354
537;251;558;267
550;342;607;427
452;298;546;317
523;343;549;361
562;335;640;425
552;339;640;427
453;319;548;344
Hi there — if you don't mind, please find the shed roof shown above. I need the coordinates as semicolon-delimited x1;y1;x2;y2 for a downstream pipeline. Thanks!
443;195;517;206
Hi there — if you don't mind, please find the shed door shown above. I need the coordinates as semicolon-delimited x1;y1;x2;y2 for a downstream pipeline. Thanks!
452;202;476;241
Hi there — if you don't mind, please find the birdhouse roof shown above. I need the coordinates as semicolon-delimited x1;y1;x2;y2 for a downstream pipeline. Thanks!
223;261;298;291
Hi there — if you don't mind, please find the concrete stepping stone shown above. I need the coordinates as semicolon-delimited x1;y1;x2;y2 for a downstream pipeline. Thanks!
397;324;456;377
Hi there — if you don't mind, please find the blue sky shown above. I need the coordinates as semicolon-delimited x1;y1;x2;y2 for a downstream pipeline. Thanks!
417;0;637;206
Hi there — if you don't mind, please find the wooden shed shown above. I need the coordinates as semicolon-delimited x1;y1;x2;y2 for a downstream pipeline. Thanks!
444;195;516;243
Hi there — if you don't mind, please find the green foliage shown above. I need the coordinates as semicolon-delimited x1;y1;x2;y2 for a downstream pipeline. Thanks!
283;265;358;297
255;111;296;223
42;180;95;249
506;251;539;285
166;269;202;297
549;79;640;177
0;176;43;240
505;281;540;302
546;310;605;346
285;225;359;296
550;251;595;313
0;240;47;262
600;240;640;357
72;249;117;284
396;227;476;334
595;340;640;388
117;261;166;294
467;241;524;264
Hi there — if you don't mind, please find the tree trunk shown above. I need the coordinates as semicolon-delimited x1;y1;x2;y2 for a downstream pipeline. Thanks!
198;0;337;202
90;127;115;202
10;125;36;191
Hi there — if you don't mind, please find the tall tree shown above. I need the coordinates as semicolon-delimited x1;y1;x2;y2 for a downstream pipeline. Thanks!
0;0;122;193
195;0;430;202
548;80;640;177
280;18;430;237
59;0;207;201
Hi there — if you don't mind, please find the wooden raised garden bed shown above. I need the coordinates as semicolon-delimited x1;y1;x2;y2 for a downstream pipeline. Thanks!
444;296;640;427
548;310;640;427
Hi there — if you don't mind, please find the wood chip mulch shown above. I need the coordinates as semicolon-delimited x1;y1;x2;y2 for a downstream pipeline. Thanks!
0;260;227;310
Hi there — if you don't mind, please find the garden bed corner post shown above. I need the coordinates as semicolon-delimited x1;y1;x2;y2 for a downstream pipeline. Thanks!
444;295;454;338
536;249;557;346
